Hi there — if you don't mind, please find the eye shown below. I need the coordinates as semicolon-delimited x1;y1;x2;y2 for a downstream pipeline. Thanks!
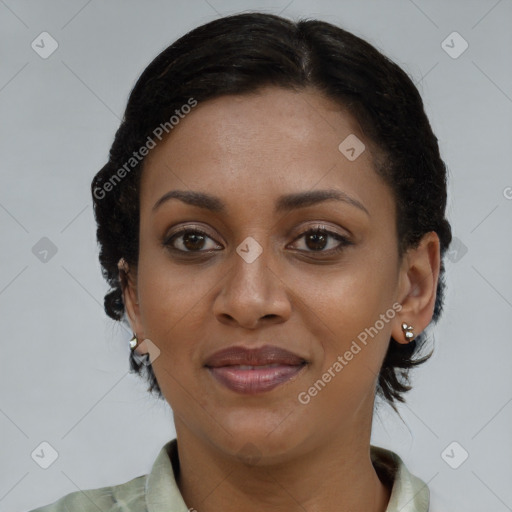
289;226;353;255
163;227;221;253
163;225;352;256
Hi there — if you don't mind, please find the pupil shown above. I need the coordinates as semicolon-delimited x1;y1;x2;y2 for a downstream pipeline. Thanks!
185;233;204;250
307;232;326;251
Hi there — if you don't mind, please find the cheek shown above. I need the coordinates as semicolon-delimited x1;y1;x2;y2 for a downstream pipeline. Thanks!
295;254;395;323
136;263;211;412
138;272;205;352
136;253;220;381
295;275;394;417
290;253;397;370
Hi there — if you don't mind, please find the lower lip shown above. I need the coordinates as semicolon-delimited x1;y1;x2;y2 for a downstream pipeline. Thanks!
207;364;306;394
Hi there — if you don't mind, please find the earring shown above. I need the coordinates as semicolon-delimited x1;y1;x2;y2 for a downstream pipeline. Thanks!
130;335;151;366
129;334;139;350
401;322;415;342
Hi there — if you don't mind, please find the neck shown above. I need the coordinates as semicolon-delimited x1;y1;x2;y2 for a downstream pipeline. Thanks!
174;421;391;512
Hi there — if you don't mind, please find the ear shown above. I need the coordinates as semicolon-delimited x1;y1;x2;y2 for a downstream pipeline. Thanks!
392;231;441;344
119;261;148;356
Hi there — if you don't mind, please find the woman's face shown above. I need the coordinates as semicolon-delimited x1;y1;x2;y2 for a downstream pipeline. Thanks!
124;86;427;462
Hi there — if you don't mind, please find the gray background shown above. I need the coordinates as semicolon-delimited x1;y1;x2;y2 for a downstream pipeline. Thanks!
1;1;511;511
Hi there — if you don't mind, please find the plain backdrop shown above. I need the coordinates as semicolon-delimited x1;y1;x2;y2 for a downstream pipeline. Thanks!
1;1;511;511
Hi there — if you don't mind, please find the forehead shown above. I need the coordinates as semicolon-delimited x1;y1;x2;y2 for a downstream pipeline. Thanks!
140;86;392;219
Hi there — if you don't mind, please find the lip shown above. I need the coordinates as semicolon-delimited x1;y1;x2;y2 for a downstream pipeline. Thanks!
204;345;308;394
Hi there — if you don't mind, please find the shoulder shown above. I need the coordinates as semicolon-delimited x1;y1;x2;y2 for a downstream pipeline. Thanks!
27;439;182;512
27;474;147;512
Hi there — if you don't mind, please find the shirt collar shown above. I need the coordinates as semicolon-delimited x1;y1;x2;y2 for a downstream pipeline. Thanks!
371;444;430;511
145;439;429;512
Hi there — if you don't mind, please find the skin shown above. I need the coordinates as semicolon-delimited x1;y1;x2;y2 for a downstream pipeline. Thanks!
121;86;440;512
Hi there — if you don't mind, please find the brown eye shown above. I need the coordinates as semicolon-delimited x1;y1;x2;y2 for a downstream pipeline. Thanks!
290;227;352;255
164;228;221;253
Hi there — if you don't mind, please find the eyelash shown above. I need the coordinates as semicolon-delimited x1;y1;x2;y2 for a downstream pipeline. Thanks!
163;225;353;257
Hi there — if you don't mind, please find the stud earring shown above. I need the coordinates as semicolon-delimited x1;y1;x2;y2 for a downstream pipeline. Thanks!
129;334;139;350
401;322;415;342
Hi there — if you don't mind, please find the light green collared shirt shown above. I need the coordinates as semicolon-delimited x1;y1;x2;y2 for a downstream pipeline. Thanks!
29;439;429;511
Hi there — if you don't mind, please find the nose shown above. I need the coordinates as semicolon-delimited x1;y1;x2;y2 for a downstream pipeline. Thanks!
212;240;292;329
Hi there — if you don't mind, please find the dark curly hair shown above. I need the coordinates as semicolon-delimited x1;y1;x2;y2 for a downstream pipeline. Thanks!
91;12;452;415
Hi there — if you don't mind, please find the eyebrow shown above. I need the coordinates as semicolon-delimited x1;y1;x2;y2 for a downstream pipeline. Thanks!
152;189;369;216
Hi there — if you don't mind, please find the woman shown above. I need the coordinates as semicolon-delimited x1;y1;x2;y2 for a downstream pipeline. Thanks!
30;11;452;512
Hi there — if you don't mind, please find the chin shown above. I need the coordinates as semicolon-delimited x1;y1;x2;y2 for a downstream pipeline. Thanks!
208;414;311;466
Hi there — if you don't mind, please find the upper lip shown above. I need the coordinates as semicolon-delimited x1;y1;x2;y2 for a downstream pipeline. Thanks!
204;345;307;367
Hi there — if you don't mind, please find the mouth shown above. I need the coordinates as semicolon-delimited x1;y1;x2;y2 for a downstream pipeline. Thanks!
204;345;308;394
